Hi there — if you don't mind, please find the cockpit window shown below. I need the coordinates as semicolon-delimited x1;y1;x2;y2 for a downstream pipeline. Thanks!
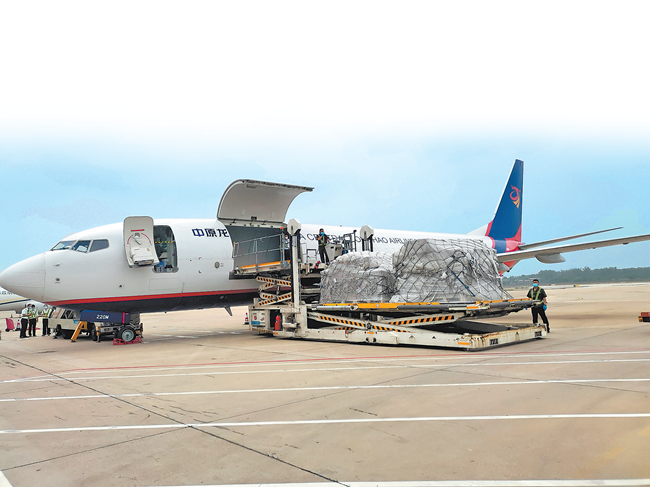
51;239;110;253
51;240;76;251
72;240;91;253
90;239;109;252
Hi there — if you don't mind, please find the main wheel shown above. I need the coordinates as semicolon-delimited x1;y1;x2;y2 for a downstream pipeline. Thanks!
118;325;136;342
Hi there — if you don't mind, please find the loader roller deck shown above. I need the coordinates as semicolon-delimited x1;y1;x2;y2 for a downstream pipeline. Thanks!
248;294;546;351
238;250;545;350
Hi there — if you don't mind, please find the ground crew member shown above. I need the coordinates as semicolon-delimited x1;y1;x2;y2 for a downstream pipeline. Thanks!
20;305;29;338
28;304;38;337
526;278;550;332
317;228;330;265
41;304;52;336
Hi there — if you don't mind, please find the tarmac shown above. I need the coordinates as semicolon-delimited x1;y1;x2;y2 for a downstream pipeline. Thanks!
1;283;649;487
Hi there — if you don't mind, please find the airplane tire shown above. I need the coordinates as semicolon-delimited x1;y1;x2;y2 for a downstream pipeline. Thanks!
118;325;136;343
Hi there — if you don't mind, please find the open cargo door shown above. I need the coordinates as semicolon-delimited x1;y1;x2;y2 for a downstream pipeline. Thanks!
123;216;159;267
217;180;313;273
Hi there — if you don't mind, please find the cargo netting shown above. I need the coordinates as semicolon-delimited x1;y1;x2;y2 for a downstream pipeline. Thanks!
319;251;396;304
319;239;506;304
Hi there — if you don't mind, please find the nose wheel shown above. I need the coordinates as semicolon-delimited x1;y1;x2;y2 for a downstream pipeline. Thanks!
113;325;142;345
119;325;136;342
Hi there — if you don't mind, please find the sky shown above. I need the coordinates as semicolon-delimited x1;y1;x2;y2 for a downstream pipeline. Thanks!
1;0;649;276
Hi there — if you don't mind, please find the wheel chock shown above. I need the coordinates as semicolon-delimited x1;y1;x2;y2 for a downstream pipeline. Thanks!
112;336;143;345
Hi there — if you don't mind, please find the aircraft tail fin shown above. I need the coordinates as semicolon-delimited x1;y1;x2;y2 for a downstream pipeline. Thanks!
468;159;523;251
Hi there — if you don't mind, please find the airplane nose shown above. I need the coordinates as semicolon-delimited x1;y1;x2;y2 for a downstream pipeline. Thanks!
0;254;46;301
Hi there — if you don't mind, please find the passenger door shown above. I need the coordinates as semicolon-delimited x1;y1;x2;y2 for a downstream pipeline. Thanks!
123;216;159;267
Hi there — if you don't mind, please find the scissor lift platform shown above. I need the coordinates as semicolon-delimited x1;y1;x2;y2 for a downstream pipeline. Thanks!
247;297;546;351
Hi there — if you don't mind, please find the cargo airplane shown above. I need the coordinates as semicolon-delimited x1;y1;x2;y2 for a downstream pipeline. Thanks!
1;160;649;316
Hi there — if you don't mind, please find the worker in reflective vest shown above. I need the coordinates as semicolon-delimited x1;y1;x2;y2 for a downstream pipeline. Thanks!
40;305;52;336
526;279;550;332
27;304;38;337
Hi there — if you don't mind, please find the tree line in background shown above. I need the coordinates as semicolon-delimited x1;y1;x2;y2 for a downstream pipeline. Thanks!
502;267;650;286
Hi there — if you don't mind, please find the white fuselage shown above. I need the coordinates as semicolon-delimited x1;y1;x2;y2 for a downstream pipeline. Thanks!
0;218;492;313
0;287;44;314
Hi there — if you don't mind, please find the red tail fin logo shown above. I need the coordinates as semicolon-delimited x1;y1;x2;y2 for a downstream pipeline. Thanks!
510;185;520;208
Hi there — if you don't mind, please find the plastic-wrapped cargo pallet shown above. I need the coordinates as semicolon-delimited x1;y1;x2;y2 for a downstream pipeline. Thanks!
319;251;395;303
319;239;505;304
391;239;504;302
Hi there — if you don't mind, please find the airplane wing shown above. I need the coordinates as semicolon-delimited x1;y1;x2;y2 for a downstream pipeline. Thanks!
517;227;622;250
498;233;650;264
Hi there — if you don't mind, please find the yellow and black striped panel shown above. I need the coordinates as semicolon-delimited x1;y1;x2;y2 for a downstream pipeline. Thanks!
385;315;455;326
260;292;292;300
257;276;292;286
258;293;292;306
370;325;410;333
316;315;363;326
329;325;408;333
